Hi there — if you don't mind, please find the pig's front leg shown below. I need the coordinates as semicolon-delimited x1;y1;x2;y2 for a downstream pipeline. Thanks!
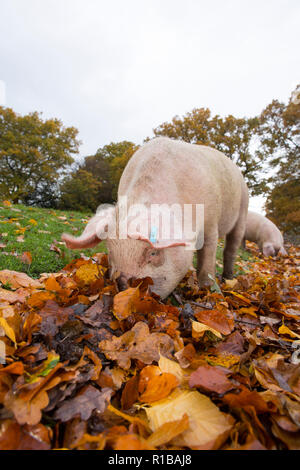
196;230;218;287
223;223;244;279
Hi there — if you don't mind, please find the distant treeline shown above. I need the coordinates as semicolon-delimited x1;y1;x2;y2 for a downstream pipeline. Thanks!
0;85;299;232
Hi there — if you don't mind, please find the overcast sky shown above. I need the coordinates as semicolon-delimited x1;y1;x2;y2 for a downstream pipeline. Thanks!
1;0;299;212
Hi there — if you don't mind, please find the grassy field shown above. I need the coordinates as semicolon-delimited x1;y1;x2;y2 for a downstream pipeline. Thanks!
0;202;106;278
0;201;252;278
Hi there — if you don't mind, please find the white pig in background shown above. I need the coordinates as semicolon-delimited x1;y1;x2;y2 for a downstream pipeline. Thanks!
243;210;287;257
62;137;249;299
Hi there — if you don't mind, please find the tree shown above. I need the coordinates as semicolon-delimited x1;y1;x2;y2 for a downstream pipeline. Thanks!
59;169;102;212
58;141;138;210
82;152;113;204
259;85;300;232
266;180;300;233
152;108;263;194
0;107;79;206
80;141;138;203
109;143;139;200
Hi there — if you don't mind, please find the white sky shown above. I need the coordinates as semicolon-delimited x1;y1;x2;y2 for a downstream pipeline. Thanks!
1;0;299;214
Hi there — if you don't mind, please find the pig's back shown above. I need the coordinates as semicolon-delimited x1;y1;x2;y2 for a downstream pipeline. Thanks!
118;137;247;234
246;211;283;246
245;212;265;242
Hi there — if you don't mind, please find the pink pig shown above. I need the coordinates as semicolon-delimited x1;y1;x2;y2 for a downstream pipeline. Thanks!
242;210;287;257
62;137;248;298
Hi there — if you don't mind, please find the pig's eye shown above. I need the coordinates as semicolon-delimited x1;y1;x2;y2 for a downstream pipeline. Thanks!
150;251;157;256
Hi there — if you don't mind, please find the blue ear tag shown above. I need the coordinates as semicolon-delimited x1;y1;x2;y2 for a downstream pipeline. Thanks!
149;226;158;244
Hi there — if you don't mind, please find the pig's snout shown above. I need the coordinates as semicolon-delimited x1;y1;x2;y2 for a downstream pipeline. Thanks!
263;244;276;257
116;272;135;291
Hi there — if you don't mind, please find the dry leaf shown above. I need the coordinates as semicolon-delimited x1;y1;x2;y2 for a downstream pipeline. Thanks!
158;355;185;383
20;252;32;265
222;387;270;413
189;364;235;394
147;413;189;448
99;321;174;370
113;434;153;450
278;323;300;339
194;308;234;335
113;286;140;320
54;385;113;422
0;317;17;345
145;389;233;448
121;374;139;410
75;263;100;285
0;270;42;289
138;365;178;403
192;320;222;340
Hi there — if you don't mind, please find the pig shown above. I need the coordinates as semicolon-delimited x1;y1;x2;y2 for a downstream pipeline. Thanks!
62;137;249;299
242;210;287;257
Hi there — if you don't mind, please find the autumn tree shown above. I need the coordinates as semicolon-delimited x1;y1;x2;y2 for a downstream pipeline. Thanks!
59;169;102;212
266;180;300;233
59;141;138;210
0;107;79;206
82;151;112;205
152;108;263;194
90;141;139;201
109;143;139;200
260;85;300;232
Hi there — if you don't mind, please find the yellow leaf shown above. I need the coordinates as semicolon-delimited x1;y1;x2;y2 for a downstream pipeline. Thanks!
44;276;61;292
238;307;258;318
15;227;27;234
147;413;189;448
27;291;56;308
223;279;238;289
227;291;252;305
278;324;300;339
0;317;17;345
201;353;240;368
192;320;222;340
113;286;140;320
145;389;233;448
107;404;151;432
158;355;185;384
75;263;100;285
0;305;15;318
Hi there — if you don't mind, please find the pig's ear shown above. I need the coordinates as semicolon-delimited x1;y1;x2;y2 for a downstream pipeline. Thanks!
62;206;116;249
62;231;100;249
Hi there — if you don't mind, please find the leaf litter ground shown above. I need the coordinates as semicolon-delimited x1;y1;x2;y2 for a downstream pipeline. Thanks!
0;242;299;450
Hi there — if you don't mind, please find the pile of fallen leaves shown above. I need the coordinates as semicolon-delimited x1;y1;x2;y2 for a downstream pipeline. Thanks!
0;243;299;450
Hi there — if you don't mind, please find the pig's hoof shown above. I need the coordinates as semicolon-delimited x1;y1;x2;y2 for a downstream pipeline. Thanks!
197;276;214;289
222;272;233;281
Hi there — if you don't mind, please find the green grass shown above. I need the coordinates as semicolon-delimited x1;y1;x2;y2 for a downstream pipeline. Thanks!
0;202;253;279
0;202;106;278
192;239;253;276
